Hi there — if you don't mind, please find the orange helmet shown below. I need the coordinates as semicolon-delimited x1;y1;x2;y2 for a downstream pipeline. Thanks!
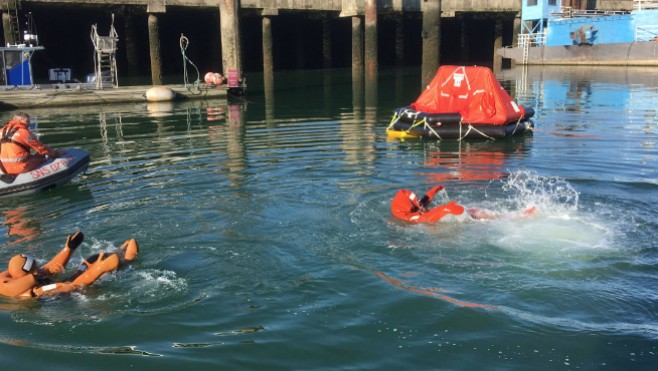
8;254;36;278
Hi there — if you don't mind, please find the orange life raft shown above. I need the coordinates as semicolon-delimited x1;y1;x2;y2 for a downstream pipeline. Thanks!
387;65;535;140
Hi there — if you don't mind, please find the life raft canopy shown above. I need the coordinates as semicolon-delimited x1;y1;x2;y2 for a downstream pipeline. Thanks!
411;65;526;126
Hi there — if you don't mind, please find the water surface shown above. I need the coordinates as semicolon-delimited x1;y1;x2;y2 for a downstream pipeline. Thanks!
1;66;657;369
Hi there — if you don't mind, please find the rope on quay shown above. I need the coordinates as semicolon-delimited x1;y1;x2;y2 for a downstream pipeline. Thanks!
180;34;203;95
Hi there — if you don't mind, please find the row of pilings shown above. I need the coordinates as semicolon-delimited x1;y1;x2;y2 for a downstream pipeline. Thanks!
2;1;518;91
165;0;445;90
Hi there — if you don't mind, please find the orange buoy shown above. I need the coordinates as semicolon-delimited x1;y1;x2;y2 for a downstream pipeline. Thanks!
204;72;224;86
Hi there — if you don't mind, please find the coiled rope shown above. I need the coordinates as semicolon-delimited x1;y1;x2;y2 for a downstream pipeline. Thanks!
180;34;202;94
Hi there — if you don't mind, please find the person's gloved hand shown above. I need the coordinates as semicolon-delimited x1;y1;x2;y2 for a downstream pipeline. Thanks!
420;185;446;208
66;232;84;251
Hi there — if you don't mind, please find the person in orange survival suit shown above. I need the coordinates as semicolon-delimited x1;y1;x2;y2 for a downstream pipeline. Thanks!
0;232;139;298
0;112;62;175
391;185;536;223
392;185;466;223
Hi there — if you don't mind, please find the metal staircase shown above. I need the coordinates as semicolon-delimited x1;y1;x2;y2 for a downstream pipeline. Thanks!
90;14;119;88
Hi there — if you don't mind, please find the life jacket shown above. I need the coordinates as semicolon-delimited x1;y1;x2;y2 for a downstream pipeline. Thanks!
391;186;465;223
0;120;52;174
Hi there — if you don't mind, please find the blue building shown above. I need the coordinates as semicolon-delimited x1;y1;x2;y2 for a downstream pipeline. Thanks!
519;0;562;45
519;0;658;47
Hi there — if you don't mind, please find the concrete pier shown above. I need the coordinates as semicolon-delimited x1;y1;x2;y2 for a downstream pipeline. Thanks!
0;0;525;110
0;84;228;110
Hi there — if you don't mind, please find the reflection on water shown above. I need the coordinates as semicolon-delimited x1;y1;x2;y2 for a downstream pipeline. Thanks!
421;138;530;183
0;66;657;369
375;271;498;310
2;208;41;246
0;335;161;357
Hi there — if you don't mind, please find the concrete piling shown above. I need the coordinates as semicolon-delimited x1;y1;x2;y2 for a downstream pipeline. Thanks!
460;15;470;63
395;15;404;66
295;21;305;69
352;15;364;110
262;13;274;121
352;16;364;77
512;15;521;67
219;0;242;80
122;12;139;77
493;19;503;72
322;18;332;69
364;0;378;78
147;13;163;85
262;16;273;78
421;0;441;88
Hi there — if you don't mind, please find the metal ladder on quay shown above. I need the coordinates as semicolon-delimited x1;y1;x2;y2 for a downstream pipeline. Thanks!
518;33;530;65
522;39;529;65
90;14;119;89
2;0;21;46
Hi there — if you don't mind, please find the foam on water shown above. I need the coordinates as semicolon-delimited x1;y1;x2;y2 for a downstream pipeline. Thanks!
129;269;189;304
463;170;616;254
486;213;613;254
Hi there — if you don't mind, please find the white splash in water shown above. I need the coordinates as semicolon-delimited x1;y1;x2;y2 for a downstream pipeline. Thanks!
468;170;615;254
130;269;188;303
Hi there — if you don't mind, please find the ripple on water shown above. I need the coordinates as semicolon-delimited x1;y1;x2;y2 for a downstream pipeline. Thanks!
2;68;658;368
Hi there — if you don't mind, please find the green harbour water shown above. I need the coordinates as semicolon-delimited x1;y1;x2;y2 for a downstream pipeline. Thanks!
1;66;657;369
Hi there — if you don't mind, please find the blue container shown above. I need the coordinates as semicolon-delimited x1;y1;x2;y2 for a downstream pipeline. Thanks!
7;59;32;85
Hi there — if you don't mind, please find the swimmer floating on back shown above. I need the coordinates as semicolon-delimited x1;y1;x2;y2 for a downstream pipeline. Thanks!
391;185;536;223
0;232;138;298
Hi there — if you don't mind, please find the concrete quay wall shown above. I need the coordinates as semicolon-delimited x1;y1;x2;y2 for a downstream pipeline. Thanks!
17;0;522;14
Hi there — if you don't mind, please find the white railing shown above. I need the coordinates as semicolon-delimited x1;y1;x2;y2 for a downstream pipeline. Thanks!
550;6;572;19
636;25;658;41
574;9;627;16
518;32;545;47
551;6;628;19
635;0;658;10
552;1;658;18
